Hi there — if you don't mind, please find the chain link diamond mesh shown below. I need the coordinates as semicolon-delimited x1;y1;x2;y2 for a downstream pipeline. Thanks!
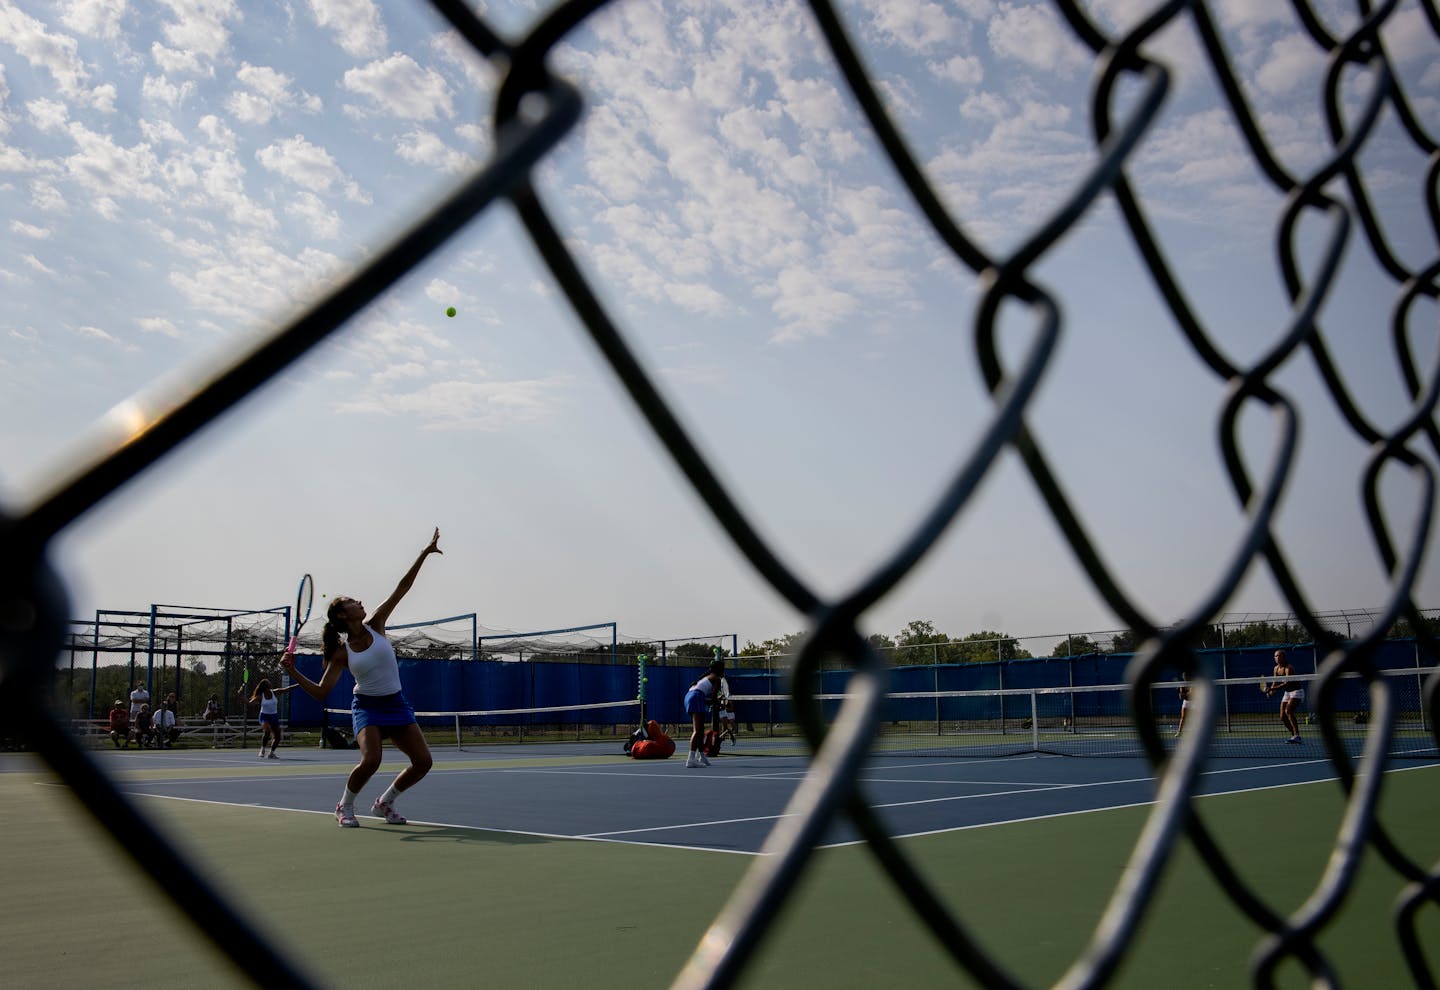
1;1;1437;987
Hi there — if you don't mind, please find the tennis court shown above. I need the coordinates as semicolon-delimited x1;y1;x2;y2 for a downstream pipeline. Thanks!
4;0;1440;986
42;740;1435;853
5;738;1437;988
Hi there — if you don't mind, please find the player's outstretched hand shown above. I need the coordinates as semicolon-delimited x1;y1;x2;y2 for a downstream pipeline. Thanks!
425;527;442;556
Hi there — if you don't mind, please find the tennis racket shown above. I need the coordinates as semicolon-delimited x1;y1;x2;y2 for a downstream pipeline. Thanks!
1259;678;1271;696
287;573;314;653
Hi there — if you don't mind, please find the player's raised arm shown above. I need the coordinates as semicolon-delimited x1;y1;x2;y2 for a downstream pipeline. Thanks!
367;528;443;634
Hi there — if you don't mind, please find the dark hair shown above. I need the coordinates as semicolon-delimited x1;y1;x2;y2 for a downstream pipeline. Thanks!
249;678;274;704
323;598;350;655
708;659;725;675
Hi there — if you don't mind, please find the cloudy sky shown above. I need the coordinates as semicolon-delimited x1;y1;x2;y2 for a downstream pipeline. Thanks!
2;0;1437;656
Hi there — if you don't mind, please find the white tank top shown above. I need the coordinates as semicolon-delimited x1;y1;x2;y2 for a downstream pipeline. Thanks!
259;694;279;715
346;625;403;696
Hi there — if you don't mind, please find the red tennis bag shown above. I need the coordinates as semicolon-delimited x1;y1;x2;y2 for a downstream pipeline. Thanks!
629;720;676;760
703;728;721;758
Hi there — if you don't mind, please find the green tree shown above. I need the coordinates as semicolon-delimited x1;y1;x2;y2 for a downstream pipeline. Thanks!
673;641;726;662
1051;635;1100;657
952;630;1029;662
739;632;806;658
895;619;954;665
1110;629;1140;653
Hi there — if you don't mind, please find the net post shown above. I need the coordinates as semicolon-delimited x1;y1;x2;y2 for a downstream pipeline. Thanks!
454;714;461;750
1030;691;1039;753
934;664;940;736
637;654;648;726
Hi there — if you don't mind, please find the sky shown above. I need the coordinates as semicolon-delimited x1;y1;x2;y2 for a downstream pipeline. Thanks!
1;0;1438;658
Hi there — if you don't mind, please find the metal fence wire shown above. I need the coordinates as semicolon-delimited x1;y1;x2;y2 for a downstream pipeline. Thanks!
2;1;1439;988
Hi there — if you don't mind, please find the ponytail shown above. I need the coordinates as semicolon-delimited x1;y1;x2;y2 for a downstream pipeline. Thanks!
323;598;350;656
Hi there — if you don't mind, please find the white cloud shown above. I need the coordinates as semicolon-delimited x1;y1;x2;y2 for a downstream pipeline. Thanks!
197;113;235;148
0;1;115;108
1256;32;1325;96
27;97;69;132
336;378;562;432
308;0;386;58
9;219;49;238
226;62;320;126
987;3;1088;74
167;143;278;230
30;180;67;211
865;0;961;52
62;121;165;203
0;142;47;170
139;118;185;144
424;279;458;305
168;234;349;322
768;265;859;341
663;280;728;313
342;53;453;121
372;361;426;384
960;90;1007;121
255;134;368;202
23;253;57;277
142;74;194;107
136;316;182;338
1136;108;1252;188
285;191;341;239
1211;0;1292;31
151;0;239;77
930;54;983;86
61;0;128;40
395;128;470;173
76;323;125;344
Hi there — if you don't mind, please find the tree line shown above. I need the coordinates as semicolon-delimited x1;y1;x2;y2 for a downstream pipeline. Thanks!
726;615;1435;667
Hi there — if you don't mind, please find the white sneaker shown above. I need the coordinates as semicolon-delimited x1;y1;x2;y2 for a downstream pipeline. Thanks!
699;754;711;767
335;804;359;828
685;754;697;768
371;798;407;824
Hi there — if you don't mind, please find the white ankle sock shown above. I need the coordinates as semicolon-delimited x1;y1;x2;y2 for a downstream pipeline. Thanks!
379;782;400;806
340;787;358;809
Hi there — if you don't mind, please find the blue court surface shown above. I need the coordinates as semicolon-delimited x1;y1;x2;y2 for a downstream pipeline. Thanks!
43;742;1440;855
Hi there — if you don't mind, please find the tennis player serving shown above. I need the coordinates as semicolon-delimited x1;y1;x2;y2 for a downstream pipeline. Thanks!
282;527;443;827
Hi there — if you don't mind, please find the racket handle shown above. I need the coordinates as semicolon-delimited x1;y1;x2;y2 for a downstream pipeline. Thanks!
286;636;297;653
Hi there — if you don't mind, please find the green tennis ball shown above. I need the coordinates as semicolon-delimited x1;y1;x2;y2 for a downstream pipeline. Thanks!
445;306;456;318
641;677;648;683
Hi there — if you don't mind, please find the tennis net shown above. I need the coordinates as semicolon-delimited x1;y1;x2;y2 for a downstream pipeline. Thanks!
323;699;640;750
726;668;1437;760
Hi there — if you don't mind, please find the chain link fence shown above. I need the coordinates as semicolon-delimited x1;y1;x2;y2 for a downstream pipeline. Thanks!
1;1;1438;987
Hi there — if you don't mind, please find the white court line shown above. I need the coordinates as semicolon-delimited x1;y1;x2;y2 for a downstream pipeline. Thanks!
59;787;762;857
581;774;1165;838
817;760;1440;848
496;766;1075;791
579;761;1440;843
582;811;805;838
43;754;1439;856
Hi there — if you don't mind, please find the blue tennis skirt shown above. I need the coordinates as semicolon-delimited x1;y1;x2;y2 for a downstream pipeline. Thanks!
258;712;280;728
352;692;416;734
683;688;708;716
